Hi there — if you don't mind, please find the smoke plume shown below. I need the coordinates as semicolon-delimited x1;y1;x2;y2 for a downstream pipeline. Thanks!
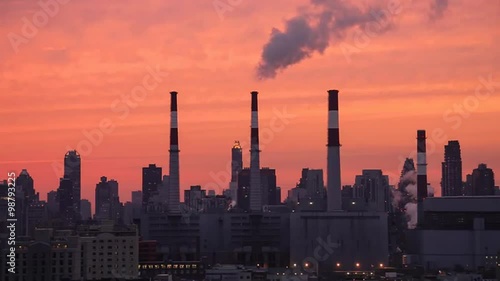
405;202;418;229
427;184;435;197
392;170;434;229
256;0;392;80
398;172;434;229
429;0;449;21
256;0;451;80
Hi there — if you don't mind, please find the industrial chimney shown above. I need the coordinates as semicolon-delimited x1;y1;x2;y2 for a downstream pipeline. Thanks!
169;91;180;213
416;130;428;226
249;91;262;212
327;90;342;211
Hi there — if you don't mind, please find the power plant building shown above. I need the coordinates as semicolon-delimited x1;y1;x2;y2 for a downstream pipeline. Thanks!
407;196;500;271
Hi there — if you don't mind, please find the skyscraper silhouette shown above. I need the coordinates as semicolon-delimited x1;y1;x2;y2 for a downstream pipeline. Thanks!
64;150;81;217
441;140;462;196
231;141;243;183
468;164;495;196
58;177;77;224
142;164;162;209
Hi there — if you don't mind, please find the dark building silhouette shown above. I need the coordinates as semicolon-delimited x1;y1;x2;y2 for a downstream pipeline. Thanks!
184;185;206;212
288;168;327;211
261;167;278;206
297;168;326;199
16;169;37;236
142;164;162;208
16;169;36;202
237;168;251;211
64;150;81;217
353;169;391;212
228;141;243;203
80;199;91;220
441;140;463;196
0;180;9;249
231;141;243;183
95;176;121;221
57;177;77;224
341;185;354;199
46;190;59;218
237;167;278;211
465;163;495;196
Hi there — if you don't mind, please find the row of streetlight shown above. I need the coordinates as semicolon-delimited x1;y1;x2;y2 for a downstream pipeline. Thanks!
293;262;385;269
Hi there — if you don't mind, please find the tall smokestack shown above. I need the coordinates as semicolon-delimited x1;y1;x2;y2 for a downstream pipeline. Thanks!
169;91;180;213
417;130;427;226
250;91;262;212
327;90;342;211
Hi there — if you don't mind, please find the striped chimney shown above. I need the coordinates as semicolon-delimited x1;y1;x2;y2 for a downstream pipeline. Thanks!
249;91;262;212
327;90;342;211
417;130;427;226
168;91;180;213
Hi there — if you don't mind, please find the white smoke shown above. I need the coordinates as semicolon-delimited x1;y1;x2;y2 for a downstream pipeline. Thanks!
405;183;417;199
405;202;418;229
391;188;403;208
427;184;435;197
395;170;434;229
227;200;237;211
401;170;417;183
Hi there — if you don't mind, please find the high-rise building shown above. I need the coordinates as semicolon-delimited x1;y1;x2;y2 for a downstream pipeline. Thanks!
466;164;495;196
184;185;206;212
298;168;326;199
353;169;391;212
58;177;77;224
261;167;278;206
441;140;463;196
16;169;37;236
286;168;327;211
229;141;243;202
231;141;243;183
95;176;121;221
16;169;36;202
237;167;278;211
132;191;143;206
237;168;251;211
64;150;81;217
47;190;59;218
0;180;10;249
80;199;91;220
26;200;48;237
142;164;162;208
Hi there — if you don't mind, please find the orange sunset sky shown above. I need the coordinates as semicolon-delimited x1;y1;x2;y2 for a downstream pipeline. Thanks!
1;0;499;206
